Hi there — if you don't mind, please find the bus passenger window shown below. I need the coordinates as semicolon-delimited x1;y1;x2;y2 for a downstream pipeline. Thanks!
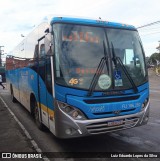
34;44;38;58
40;44;45;57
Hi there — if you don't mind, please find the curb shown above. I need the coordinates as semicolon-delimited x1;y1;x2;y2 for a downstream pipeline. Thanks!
0;96;50;161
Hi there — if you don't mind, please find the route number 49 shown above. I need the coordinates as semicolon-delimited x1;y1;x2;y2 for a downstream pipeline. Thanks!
69;78;78;85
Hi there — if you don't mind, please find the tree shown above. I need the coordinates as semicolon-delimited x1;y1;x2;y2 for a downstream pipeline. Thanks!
145;56;150;66
149;53;160;65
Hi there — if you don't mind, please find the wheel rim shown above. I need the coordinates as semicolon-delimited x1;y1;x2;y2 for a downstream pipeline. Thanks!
35;103;40;126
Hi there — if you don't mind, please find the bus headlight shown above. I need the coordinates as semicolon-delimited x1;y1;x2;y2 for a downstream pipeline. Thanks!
141;98;148;111
57;101;87;120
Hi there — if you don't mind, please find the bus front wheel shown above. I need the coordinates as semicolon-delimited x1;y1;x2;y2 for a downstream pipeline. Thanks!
34;101;46;131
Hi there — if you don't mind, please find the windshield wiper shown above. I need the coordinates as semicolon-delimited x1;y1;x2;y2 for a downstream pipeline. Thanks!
87;41;108;96
111;42;138;93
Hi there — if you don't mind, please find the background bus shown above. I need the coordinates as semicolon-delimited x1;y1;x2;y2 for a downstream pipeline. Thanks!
6;16;150;138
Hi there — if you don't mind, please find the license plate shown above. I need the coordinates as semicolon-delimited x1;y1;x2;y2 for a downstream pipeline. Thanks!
108;120;123;126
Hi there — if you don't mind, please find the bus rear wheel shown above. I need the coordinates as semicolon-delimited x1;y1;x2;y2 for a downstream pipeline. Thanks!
34;101;46;131
10;86;17;103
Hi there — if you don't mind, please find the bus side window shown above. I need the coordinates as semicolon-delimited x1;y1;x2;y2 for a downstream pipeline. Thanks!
45;33;52;55
34;44;38;58
40;44;45;57
46;59;52;94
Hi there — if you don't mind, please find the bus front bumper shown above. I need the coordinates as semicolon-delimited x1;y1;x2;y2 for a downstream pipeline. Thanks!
54;101;150;139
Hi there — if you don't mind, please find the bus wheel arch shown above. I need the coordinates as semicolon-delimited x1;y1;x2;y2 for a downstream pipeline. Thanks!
30;93;36;116
30;93;46;130
10;84;17;103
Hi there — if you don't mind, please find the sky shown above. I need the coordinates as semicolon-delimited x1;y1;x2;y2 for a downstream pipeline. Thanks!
0;0;160;59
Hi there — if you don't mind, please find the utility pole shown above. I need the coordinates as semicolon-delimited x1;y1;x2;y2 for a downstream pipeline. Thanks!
0;46;4;67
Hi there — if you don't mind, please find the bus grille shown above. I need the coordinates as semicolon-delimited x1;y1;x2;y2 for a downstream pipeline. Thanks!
86;117;139;134
84;95;140;104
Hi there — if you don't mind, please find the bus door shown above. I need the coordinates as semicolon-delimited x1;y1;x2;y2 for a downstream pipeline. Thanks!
44;33;55;133
37;37;50;128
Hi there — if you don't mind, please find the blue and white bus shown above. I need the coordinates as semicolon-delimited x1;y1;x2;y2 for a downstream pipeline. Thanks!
6;16;149;138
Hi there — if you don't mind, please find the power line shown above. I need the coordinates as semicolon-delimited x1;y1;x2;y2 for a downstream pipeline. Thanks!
137;20;160;29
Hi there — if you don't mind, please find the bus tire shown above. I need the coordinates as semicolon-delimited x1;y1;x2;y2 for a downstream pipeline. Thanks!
10;86;17;103
34;101;46;131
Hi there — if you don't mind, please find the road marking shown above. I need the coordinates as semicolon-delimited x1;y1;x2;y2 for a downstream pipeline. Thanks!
0;96;50;161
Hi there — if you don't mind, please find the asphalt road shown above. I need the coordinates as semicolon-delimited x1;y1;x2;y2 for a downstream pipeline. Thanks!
0;69;160;161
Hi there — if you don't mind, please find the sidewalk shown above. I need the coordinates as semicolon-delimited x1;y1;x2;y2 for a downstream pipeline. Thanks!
0;88;35;153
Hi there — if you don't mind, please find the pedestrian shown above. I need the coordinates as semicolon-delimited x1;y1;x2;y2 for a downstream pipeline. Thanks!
0;74;5;89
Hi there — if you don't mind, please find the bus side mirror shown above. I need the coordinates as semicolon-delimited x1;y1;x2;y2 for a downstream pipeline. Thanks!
45;33;54;56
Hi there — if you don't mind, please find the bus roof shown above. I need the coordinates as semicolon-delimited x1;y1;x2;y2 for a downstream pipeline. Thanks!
50;17;136;30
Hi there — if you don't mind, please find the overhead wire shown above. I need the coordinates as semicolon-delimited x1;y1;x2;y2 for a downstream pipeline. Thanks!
137;21;160;29
139;25;160;31
137;20;160;36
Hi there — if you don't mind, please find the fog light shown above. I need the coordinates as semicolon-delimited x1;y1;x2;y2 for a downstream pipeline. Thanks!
65;128;72;135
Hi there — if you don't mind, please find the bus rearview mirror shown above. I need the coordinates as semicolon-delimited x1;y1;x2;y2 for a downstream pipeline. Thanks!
45;33;54;56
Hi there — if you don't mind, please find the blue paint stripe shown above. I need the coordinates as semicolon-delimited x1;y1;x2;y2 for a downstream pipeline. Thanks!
50;17;136;30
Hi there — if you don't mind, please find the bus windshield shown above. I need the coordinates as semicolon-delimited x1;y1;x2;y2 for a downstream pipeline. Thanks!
53;23;147;91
